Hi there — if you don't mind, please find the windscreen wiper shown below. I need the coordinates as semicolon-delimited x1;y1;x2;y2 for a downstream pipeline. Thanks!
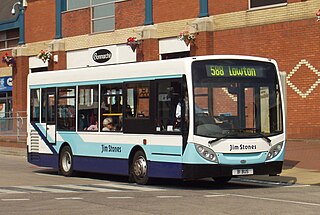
208;129;271;146
208;132;236;145
255;132;271;144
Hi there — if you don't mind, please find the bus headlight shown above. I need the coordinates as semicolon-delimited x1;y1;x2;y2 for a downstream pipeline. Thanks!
266;142;284;160
195;144;218;163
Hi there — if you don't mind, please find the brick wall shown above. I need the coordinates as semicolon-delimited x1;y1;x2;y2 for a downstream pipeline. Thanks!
25;0;56;43
116;0;145;29
153;0;199;23
12;56;28;114
209;0;248;15
137;39;159;62
62;8;91;37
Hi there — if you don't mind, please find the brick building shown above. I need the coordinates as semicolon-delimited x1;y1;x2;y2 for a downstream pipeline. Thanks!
0;0;319;139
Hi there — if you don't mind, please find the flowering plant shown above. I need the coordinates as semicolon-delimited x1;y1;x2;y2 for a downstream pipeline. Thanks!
177;30;196;46
1;53;15;67
127;37;141;52
37;50;52;63
317;9;320;21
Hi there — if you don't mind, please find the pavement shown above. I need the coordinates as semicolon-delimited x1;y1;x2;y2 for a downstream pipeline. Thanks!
0;139;319;186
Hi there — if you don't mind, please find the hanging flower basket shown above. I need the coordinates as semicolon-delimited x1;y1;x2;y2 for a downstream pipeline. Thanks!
316;9;320;21
127;37;141;52
178;30;196;46
37;50;52;63
1;53;15;67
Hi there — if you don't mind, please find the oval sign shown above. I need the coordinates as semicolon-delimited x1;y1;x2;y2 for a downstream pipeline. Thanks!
92;49;112;63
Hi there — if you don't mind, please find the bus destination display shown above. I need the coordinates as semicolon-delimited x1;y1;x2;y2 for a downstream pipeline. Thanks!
206;65;266;78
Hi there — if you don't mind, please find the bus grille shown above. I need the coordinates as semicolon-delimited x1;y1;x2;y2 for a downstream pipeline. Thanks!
30;129;40;153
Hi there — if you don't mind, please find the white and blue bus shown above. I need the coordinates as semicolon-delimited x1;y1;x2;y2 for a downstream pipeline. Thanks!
27;55;285;184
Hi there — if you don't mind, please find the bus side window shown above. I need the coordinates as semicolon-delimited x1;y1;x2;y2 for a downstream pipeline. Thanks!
126;83;150;119
78;85;98;131
57;87;76;131
100;84;123;131
30;89;40;122
123;82;154;134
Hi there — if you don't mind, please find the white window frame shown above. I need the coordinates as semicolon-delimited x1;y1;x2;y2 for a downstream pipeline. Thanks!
91;0;115;33
248;0;287;11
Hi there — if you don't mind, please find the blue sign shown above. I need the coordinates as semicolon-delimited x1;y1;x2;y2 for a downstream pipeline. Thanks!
0;76;12;92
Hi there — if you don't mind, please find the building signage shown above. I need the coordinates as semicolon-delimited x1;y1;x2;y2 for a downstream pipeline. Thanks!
67;45;136;69
92;49;112;63
0;76;12;92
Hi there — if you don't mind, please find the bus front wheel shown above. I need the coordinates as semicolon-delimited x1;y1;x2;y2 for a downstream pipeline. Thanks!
130;150;149;185
59;146;74;177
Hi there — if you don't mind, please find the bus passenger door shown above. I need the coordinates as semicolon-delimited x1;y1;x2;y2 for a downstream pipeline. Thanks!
45;88;56;144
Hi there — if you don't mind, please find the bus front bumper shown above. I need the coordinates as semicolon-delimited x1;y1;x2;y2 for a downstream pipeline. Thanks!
182;161;283;179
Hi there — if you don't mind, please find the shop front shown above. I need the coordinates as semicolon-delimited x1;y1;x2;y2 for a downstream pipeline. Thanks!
0;76;12;131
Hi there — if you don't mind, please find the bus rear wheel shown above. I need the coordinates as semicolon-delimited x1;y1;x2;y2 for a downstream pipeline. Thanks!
59;146;74;177
130;150;149;185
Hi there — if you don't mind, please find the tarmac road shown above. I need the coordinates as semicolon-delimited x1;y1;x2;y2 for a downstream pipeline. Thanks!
0;139;319;185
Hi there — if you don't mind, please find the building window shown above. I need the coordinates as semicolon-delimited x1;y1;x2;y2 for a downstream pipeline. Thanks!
161;51;190;60
0;29;19;49
67;0;116;33
67;0;90;10
91;0;115;33
250;0;287;9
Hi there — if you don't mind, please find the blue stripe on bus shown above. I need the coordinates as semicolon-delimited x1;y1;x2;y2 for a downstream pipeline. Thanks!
182;143;214;164
27;152;183;178
217;152;268;165
27;153;59;168
57;132;183;163
31;122;57;154
182;142;284;165
73;156;129;175
29;74;183;89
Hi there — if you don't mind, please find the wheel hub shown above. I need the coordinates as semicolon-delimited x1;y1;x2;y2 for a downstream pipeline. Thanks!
62;152;71;172
133;156;147;178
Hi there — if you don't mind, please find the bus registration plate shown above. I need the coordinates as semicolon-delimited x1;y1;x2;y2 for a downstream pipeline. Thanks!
232;169;253;176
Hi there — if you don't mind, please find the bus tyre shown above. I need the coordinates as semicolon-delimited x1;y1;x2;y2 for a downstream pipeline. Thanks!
59;146;74;177
213;177;232;184
130;150;149;185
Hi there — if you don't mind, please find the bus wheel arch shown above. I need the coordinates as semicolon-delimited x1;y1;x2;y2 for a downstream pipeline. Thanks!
128;146;149;185
59;143;74;177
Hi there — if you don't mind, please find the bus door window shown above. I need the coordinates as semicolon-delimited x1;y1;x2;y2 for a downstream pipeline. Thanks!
78;85;98;131
41;88;56;125
123;82;154;134
57;87;76;131
100;84;123;131
41;89;46;123
155;79;183;132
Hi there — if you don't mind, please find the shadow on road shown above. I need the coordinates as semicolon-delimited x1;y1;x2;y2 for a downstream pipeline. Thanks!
33;168;296;190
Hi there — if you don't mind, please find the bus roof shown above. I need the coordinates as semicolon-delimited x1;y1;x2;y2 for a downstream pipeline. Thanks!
28;55;275;88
